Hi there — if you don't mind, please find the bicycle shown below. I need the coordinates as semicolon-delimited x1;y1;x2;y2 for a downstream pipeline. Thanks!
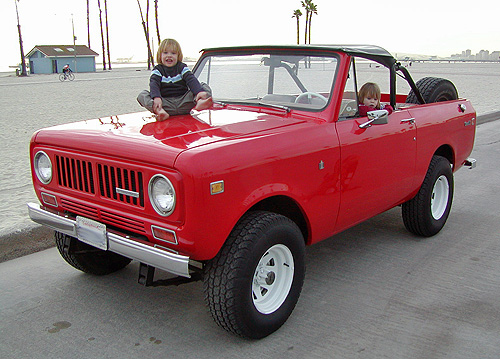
59;71;75;82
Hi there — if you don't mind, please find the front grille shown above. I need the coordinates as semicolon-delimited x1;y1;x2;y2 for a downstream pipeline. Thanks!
101;210;146;233
60;199;146;234
56;155;95;194
55;154;145;209
97;164;145;207
52;153;148;235
60;198;99;219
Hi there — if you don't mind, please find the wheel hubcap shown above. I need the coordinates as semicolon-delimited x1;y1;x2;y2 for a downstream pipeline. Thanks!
431;175;449;220
252;244;294;314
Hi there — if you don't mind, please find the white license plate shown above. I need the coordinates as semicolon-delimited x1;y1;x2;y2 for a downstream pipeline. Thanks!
76;216;108;250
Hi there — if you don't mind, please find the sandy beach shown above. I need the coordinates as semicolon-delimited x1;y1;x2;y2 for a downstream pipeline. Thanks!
0;63;499;262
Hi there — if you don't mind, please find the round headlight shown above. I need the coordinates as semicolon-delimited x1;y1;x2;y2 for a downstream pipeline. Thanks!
34;151;52;184
148;174;176;216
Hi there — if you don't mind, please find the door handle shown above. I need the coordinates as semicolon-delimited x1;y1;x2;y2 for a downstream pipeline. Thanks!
401;118;415;124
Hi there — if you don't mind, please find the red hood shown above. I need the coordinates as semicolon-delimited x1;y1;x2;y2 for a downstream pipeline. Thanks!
32;109;306;167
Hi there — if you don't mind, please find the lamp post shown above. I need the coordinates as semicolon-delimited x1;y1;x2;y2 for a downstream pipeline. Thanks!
14;0;27;76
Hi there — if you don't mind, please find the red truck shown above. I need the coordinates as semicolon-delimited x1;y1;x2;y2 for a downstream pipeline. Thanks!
28;45;476;338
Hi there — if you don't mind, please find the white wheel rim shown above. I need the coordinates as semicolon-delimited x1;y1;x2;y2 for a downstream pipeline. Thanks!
431;175;449;220
252;244;294;314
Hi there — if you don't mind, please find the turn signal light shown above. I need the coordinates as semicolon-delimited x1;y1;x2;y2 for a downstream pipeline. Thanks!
41;192;58;207
151;225;177;245
210;180;224;195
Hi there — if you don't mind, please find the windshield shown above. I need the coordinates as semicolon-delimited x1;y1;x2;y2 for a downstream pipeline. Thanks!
194;52;339;111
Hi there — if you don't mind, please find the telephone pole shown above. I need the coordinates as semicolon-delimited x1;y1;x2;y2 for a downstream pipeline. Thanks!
14;0;27;76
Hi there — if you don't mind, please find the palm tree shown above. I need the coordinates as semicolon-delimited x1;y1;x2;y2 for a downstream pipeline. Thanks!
87;0;91;48
104;0;111;70
307;2;317;45
14;0;27;76
301;0;311;44
146;0;151;68
292;9;302;45
154;0;161;45
97;0;106;70
136;0;154;69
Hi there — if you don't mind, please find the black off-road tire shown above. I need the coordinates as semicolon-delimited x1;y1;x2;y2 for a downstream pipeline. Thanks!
203;211;305;339
55;231;132;275
406;77;458;104
402;156;454;237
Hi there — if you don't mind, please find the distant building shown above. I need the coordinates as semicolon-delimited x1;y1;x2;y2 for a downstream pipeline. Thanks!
452;48;499;61
478;50;490;60
27;45;99;74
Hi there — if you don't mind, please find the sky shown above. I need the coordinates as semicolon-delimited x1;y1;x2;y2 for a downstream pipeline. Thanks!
2;0;499;72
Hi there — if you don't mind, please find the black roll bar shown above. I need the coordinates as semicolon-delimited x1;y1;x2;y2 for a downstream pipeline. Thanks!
393;63;426;105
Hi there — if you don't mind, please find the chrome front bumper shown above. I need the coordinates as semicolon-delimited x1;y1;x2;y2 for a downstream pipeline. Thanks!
27;202;191;278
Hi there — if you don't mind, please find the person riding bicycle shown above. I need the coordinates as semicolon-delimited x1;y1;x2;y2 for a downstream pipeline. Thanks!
59;64;75;82
62;64;72;77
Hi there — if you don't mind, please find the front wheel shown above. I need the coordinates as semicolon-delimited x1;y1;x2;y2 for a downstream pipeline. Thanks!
204;211;305;339
67;72;75;81
402;156;454;237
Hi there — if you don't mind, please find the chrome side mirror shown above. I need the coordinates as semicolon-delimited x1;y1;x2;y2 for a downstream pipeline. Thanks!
359;109;389;129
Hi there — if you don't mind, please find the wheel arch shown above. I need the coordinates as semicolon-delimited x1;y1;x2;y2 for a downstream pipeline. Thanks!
249;195;309;244
434;144;455;167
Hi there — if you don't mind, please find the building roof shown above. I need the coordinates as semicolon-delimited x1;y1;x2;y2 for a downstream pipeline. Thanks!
27;45;99;58
201;44;397;68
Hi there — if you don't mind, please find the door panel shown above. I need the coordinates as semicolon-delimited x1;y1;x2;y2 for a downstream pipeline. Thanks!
335;110;416;231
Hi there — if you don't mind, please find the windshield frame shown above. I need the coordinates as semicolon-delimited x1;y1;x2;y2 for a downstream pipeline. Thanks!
193;49;341;113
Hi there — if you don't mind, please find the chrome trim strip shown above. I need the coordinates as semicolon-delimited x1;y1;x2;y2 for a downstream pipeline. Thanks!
27;202;190;278
116;188;140;198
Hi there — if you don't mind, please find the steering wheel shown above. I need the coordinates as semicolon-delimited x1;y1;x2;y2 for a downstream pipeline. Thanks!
295;92;328;106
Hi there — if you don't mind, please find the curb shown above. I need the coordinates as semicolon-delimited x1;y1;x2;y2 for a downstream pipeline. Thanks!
0;226;55;263
477;110;500;125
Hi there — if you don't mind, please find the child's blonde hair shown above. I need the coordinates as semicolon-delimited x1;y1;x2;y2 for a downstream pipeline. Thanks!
157;38;183;64
358;82;381;109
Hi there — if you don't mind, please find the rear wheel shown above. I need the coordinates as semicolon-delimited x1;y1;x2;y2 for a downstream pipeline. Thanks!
204;211;305;339
402;156;454;237
406;77;458;104
55;231;131;275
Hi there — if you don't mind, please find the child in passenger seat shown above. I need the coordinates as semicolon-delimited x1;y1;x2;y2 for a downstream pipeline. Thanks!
358;82;394;117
